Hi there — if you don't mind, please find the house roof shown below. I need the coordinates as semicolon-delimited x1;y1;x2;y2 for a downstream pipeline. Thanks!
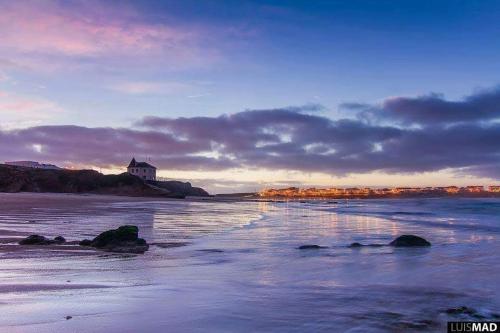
127;158;156;169
135;162;156;169
127;158;137;168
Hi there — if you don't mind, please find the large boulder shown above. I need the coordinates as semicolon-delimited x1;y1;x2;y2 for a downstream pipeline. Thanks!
389;235;431;247
83;225;149;253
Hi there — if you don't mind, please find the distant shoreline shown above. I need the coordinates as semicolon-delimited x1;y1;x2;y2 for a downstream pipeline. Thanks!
255;193;500;200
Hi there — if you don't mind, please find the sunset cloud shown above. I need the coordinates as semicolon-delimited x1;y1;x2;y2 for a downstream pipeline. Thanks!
108;81;191;95
0;0;219;70
1;88;499;179
0;92;64;128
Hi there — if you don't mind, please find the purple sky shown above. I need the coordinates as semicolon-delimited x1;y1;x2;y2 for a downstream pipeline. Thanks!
0;0;499;193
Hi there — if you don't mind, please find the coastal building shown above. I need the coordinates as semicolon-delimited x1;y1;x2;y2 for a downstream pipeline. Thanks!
4;161;61;170
489;186;500;193
127;158;156;181
464;186;484;193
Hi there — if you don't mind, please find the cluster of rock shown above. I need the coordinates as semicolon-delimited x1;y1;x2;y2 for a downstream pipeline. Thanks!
18;225;149;254
19;235;66;245
298;235;431;250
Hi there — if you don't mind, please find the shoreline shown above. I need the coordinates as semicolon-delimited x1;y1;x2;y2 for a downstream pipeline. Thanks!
0;192;256;259
3;191;499;202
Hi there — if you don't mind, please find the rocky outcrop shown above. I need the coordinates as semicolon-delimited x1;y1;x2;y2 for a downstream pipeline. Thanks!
347;235;430;248
444;306;500;320
297;245;328;250
18;226;149;254
19;235;66;245
389;235;431;247
149;180;209;197
0;164;208;198
80;225;149;253
54;236;66;243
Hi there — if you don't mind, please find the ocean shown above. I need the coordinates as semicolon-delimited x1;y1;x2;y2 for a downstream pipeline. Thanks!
0;194;498;332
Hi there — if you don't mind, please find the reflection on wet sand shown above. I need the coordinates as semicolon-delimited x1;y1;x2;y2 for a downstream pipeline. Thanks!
0;194;498;332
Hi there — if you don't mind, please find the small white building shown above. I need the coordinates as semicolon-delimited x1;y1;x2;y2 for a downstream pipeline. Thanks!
127;158;157;181
5;161;61;170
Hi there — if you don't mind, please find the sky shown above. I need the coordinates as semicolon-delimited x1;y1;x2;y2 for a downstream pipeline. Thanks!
0;0;499;193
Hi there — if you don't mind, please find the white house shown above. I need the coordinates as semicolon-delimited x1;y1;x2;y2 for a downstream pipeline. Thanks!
5;161;61;170
127;158;157;181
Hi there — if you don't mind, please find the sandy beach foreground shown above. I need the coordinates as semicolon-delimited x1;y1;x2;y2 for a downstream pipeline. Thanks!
0;193;499;332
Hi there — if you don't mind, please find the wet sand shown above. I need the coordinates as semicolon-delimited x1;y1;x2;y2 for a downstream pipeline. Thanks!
0;193;498;332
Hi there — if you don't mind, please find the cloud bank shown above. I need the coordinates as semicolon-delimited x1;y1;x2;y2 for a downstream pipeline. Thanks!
345;86;500;126
1;87;499;180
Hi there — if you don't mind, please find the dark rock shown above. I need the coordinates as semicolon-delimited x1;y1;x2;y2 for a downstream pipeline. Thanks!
79;239;92;246
445;306;474;315
445;306;485;318
153;242;189;248
101;242;149;254
149;180;209;197
66;316;72;320
54;236;66;243
349;242;363;248
90;225;138;248
136;238;147;245
197;249;224;253
19;235;53;245
84;225;149;253
298;245;327;250
394;320;438;330
389;235;431;247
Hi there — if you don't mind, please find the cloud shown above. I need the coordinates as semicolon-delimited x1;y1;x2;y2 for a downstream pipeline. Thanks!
0;125;233;170
0;92;64;128
0;0;219;71
1;99;498;180
342;86;500;126
0;72;8;82
108;81;191;95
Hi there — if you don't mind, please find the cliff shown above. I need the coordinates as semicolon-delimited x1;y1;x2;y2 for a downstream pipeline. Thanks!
150;180;209;197
0;165;209;198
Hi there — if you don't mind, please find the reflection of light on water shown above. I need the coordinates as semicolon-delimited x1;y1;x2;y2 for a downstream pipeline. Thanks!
0;196;499;332
258;201;269;213
149;201;264;241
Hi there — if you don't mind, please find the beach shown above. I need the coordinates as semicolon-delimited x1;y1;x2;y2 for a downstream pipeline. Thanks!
0;193;499;332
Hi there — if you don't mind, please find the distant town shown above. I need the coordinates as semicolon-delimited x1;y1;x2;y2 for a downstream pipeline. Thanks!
259;185;500;199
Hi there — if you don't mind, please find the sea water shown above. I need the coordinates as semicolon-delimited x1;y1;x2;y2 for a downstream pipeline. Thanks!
0;195;498;332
